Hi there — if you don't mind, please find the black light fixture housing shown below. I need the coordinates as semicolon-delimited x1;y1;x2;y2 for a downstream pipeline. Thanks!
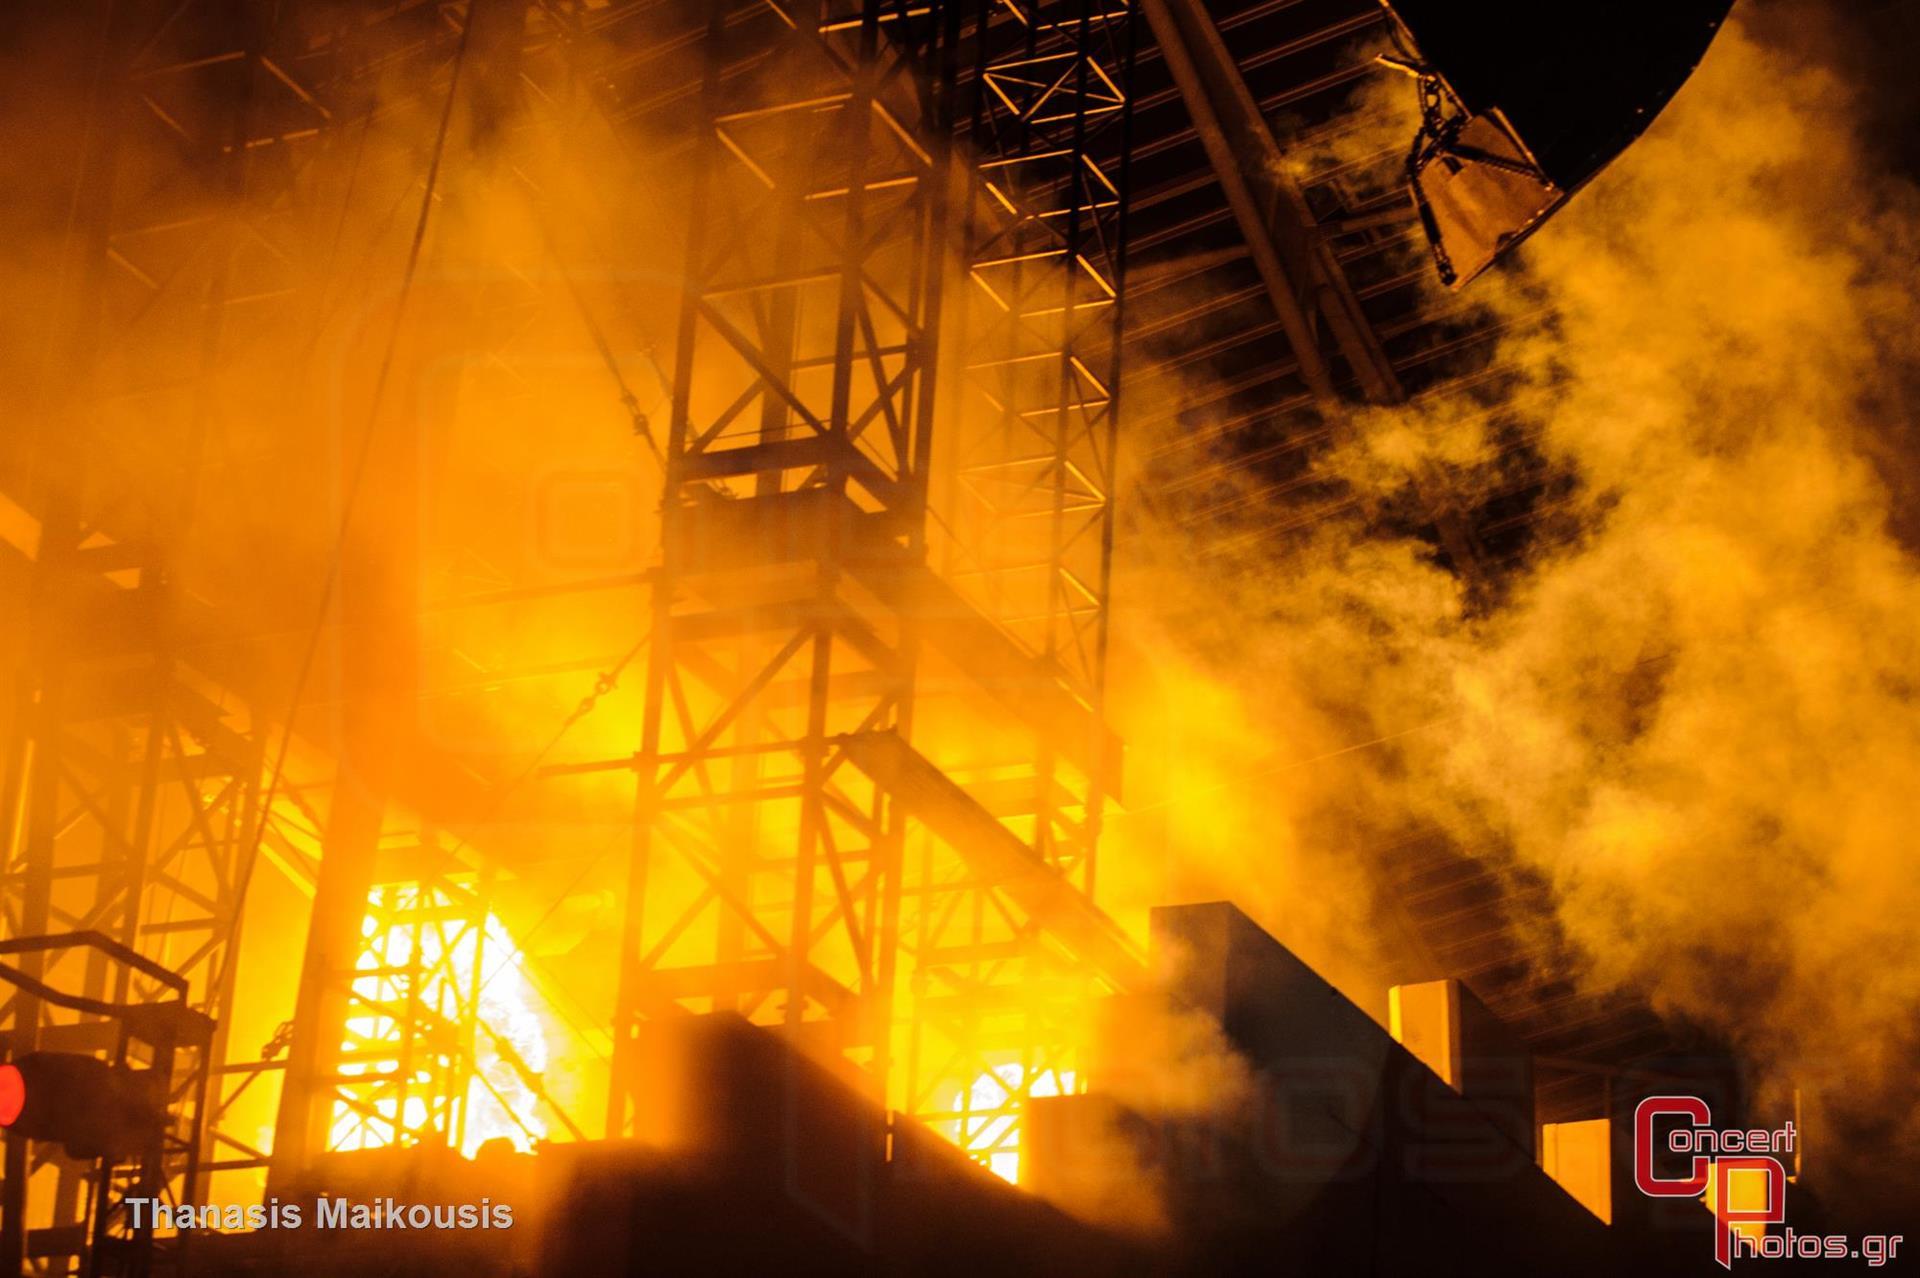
0;1052;167;1161
1379;0;1737;287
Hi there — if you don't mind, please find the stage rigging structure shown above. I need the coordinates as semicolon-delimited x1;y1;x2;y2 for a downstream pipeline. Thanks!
608;0;1147;1183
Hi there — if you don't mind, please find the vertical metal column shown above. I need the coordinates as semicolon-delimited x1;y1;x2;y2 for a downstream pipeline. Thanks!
268;0;533;1181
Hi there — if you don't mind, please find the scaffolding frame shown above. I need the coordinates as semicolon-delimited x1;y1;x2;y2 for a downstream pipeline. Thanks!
324;870;489;1155
609;0;1145;1183
2;0;1147;1208
607;0;962;1135
0;0;322;1268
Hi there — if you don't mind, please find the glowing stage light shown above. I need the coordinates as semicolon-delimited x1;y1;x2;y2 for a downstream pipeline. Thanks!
0;1053;165;1159
0;1063;24;1127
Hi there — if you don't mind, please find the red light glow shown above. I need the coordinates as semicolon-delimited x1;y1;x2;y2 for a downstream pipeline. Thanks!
0;1065;23;1127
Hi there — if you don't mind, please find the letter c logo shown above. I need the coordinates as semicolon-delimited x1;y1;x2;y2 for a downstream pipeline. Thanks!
1635;1096;1712;1197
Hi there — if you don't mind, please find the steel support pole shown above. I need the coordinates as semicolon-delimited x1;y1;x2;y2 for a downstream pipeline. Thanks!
1141;0;1402;403
269;0;531;1183
1142;0;1488;583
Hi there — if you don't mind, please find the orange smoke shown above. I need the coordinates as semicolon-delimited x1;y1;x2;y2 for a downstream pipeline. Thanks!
1108;1;1920;1220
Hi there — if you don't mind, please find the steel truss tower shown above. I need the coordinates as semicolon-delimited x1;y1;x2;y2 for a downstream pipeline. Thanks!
3;0;1149;1222
907;0;1139;1169
610;0;1146;1180
608;0;963;1133
0;0;326;1269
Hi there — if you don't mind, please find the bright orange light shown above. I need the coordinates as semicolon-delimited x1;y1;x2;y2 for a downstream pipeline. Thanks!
1703;1160;1772;1247
330;887;551;1156
956;1065;1074;1185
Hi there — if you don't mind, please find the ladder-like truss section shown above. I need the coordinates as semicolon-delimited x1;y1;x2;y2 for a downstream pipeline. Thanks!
909;0;1137;1172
